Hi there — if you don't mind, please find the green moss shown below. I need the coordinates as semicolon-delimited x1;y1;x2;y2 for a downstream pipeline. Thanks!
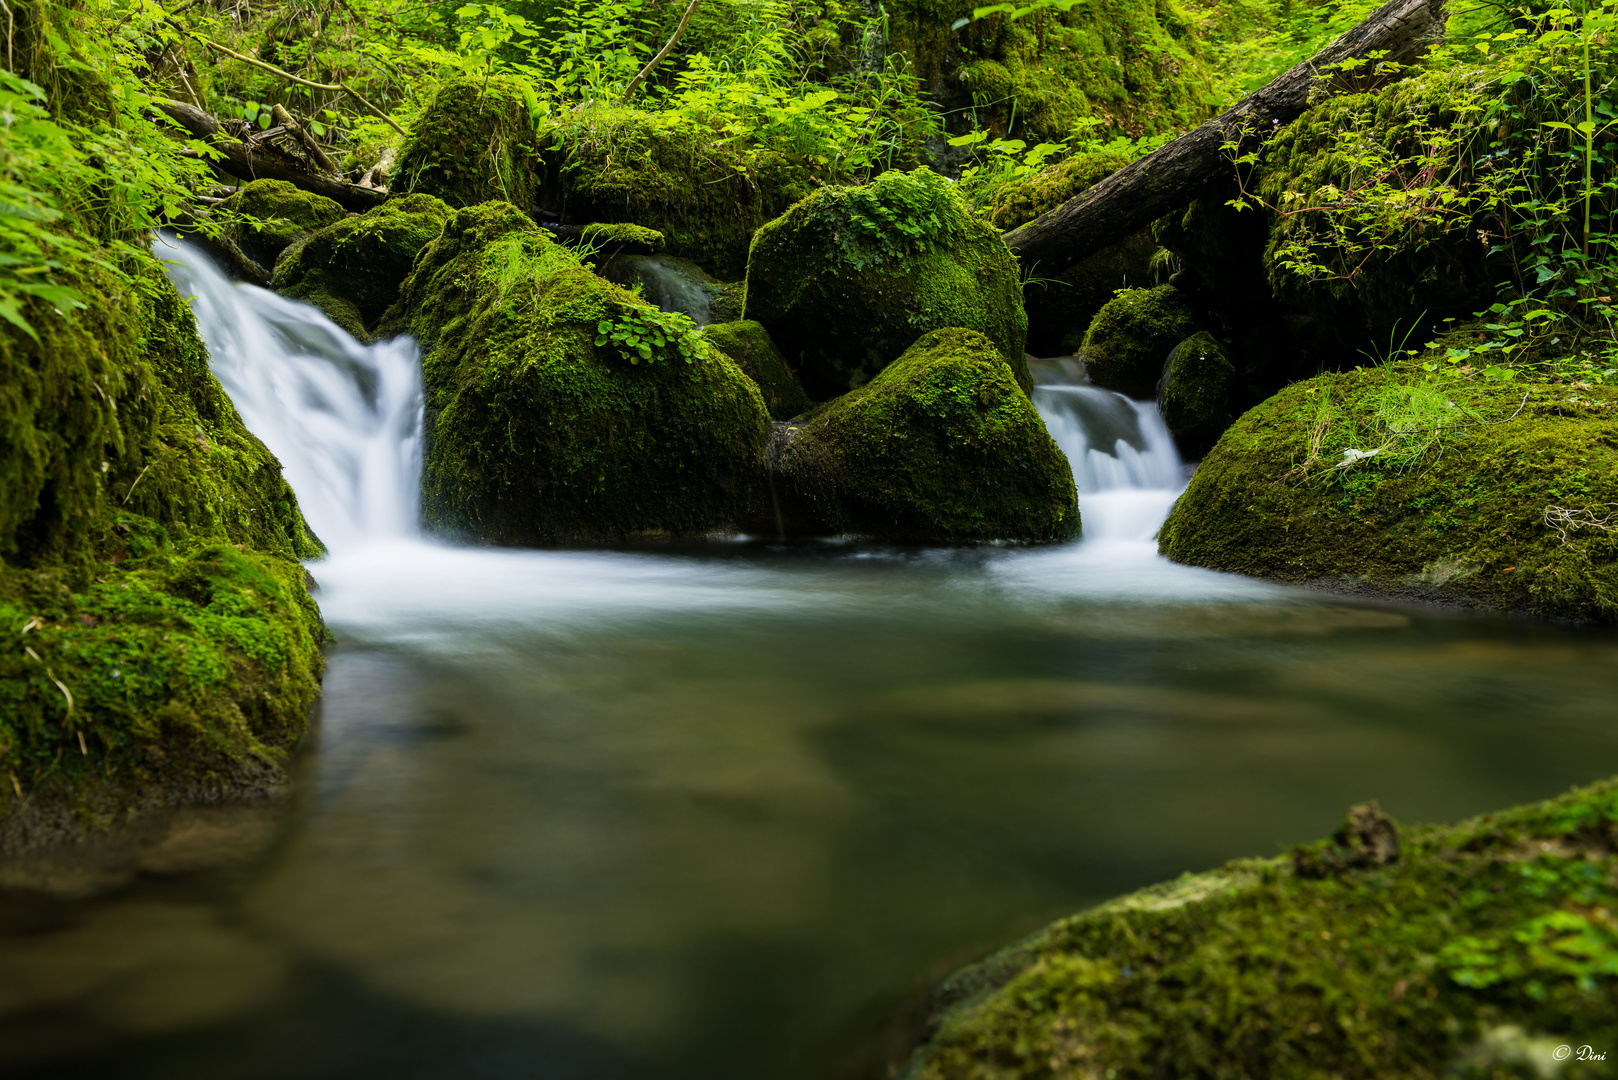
395;75;543;210
745;168;1029;400
1025;230;1157;357
1;245;324;818
904;778;1618;1079
1078;284;1199;397
701;320;811;421
391;202;771;544
1158;330;1234;456
988;151;1130;231
884;0;1215;142
1159;363;1618;620
272;192;453;340
534;104;818;280
578;222;665;255
1252;72;1504;344
215;179;348;278
770;328;1078;543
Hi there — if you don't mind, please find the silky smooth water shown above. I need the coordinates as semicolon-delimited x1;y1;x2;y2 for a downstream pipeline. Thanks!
2;243;1616;1079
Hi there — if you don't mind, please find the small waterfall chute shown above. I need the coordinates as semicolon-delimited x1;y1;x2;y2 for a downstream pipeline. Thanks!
159;236;424;551
1033;383;1185;545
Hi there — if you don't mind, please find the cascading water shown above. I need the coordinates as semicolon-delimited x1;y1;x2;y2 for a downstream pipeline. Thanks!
159;235;423;552
1033;383;1186;545
158;233;1254;633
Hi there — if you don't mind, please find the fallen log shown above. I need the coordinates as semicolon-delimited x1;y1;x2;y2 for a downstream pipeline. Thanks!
1001;0;1448;276
154;99;387;213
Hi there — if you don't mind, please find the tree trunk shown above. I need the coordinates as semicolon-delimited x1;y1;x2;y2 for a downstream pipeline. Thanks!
155;99;387;213
1001;0;1448;276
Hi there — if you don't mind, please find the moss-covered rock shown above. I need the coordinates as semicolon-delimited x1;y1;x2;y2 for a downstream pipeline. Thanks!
988;151;1130;232
388;202;770;544
902;778;1618;1079
394;75;542;210
1025;230;1157;358
745;168;1029;400
1159;363;1618;620
701;320;811;421
1078;284;1199;398
1;249;325;835
765;328;1078;543
534;105;818;280
1156;331;1234;458
272;192;453;340
207;179;347;284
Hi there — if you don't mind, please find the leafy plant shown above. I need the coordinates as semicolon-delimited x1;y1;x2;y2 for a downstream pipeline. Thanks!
594;303;705;365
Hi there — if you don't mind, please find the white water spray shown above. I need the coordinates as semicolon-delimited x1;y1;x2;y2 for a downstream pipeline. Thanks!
1033;383;1186;545
159;236;1269;642
160;236;423;552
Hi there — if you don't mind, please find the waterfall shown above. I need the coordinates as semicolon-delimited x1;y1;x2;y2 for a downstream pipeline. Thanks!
1032;384;1185;545
158;236;423;552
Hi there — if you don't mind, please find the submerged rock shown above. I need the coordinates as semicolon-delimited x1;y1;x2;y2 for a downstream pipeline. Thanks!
1159;363;1618;620
394;75;543;210
1156;331;1234;458
272;193;453;341
388;202;770;544
701;320;810;421
1079;284;1200;399
202;179;347;284
763;328;1077;543
901;777;1618;1079
746;168;1029;401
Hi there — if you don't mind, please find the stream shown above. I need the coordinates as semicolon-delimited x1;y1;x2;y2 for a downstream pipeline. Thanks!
2;240;1617;1078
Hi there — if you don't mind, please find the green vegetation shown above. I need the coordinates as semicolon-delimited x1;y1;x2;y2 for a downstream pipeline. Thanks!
391;202;770;544
1078;284;1200;396
0;0;325;824
1158;330;1235;453
1159;359;1618;620
769;328;1078;543
701;320;812;421
213;180;348;281
273;192;454;340
745;168;1029;400
904;778;1618;1079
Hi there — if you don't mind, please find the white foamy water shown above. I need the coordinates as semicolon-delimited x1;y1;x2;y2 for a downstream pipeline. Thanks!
159;236;1279;649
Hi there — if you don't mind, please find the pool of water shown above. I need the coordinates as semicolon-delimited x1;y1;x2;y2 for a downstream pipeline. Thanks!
3;537;1617;1079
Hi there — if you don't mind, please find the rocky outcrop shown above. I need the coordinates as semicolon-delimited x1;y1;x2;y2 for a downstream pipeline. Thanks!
745;168;1029;400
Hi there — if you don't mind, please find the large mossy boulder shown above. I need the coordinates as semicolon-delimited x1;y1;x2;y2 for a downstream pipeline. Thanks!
1156;331;1234;458
1;250;326;840
204;179;347;284
272;193;453;340
388;202;770;544
902;779;1618;1079
746;168;1029;401
395;75;542;210
766;328;1078;543
701;320;811;421
1159;362;1618;620
987;151;1130;232
534;105;817;280
1079;284;1199;398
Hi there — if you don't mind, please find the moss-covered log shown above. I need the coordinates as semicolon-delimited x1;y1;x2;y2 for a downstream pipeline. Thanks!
1001;0;1448;277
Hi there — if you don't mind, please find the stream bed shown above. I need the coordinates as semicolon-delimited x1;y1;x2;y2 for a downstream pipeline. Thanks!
1;243;1616;1078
